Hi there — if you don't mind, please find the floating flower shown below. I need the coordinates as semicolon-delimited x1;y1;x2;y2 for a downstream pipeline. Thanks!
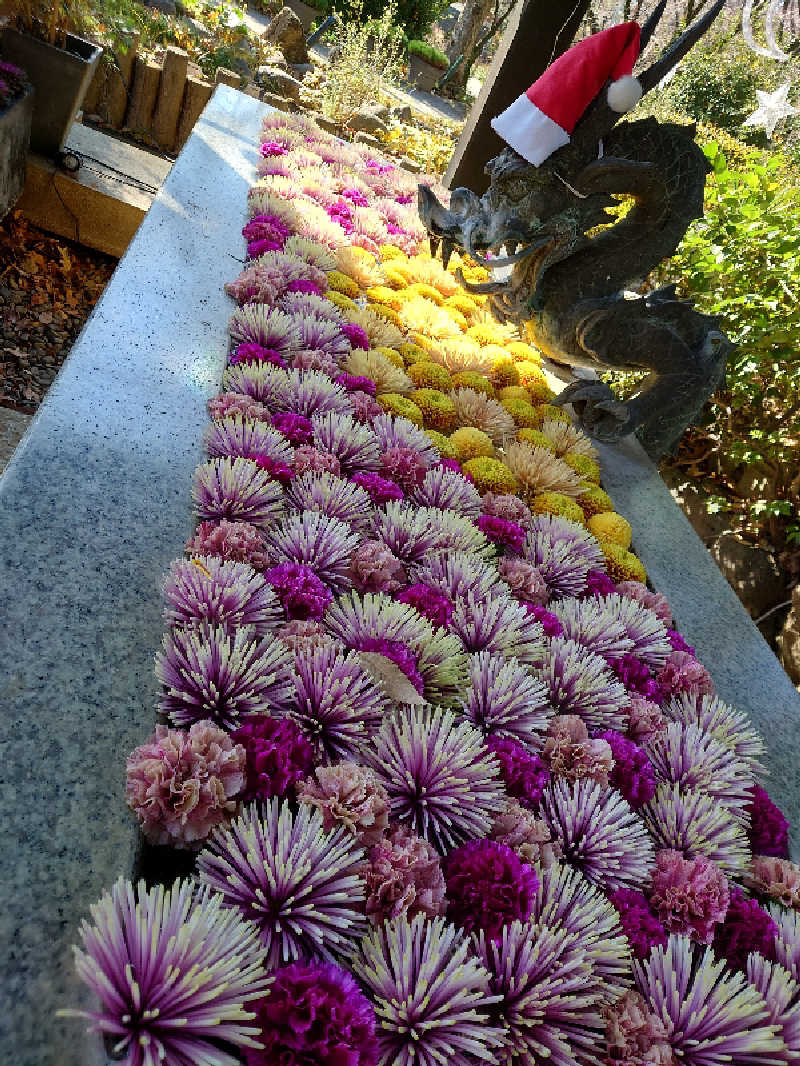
450;387;515;445
223;361;290;406
464;651;552;749
197;799;367;968
350;388;383;423
350;470;404;505
646;721;753;816
264;511;361;593
504;441;586;501
597;729;656;809
263;561;332;621
229;304;297;352
533;637;628;732
662;691;766;777
445;839;538;940
277;618;339;656
772;905;800;979
297;761;390;847
352;914;505;1066
192;457;285;531
286;471;375;536
746;955;800;1064
648;849;729;945
625;695;666;741
520;514;606;600
608;653;661;703
374;500;491;567
371;412;441;465
292;445;341;476
270;411;314;445
163;556;281;636
366;704;505;851
642;783;750;877
489;800;560;867
156;623;294;729
277;369;353;420
63;879;269;1065
655;650;714;700
747;784;790;859
395;582;453;629
232;714;314;802
608;888;668;961
380;445;429;492
365;824;447;924
488;736;550;807
539;778;655;892
186;519;270;571
549;597;633;661
228;342;287;368
347;541;406;594
414;550;505;605
476;514;526;553
208;391;272;424
713;884;777;971
746;856;800;910
616;580;672;625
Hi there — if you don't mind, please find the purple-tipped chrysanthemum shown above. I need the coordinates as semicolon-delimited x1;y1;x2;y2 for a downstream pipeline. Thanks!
532;637;629;732
746;955;800;1063
163;556;282;635
229;304;298;352
412;466;482;518
488;736;551;807
369;501;451;566
520;515;606;600
548;597;633;661
291;643;389;761
599;594;671;670
413;550;506;605
280;290;343;324
772;906;800;981
63;878;270;1065
197;799;367;969
156;623;294;729
713;884;778;972
539;778;656;892
646;721;754;817
641;782;750;877
264;511;361;593
222;361;291;406
596;729;656;809
245;961;378;1066
205;416;294;465
634;935;784;1065
275;369;353;419
474;920;605;1066
263;561;333;620
365;704;506;851
464;650;552;749
352;914;505;1066
371;412;441;465
291;313;351;357
608;888;668;961
286;471;375;535
445;839;538;940
312;411;382;473
662;690;767;777
747;784;790;859
451;591;545;665
232;714;314;801
192;457;285;531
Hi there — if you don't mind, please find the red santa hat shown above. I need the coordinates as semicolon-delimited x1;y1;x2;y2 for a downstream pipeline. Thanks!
491;22;642;167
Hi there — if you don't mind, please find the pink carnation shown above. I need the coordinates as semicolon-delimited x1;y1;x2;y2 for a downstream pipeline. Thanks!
348;541;407;594
208;392;272;423
649;849;729;944
126;721;245;848
291;348;340;376
350;390;383;424
186;519;270;570
616;581;673;625
489;799;560;867
625;696;665;741
498;556;549;605
278;619;340;656
481;491;533;528
655;651;714;700
745;856;800;909
292;445;342;476
297;761;390;847
365;824;447;925
542;715;614;787
603;990;674;1066
380;447;428;493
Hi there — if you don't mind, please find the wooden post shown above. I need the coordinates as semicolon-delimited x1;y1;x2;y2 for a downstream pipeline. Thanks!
444;0;591;194
106;33;140;129
152;46;189;152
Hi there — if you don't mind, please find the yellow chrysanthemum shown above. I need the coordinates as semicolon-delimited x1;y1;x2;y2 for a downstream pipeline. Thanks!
325;290;359;313
383;264;412;290
452;371;495;397
441;307;469;331
450;427;495;462
490;359;521;389
283;236;337;272
438;338;493;375
336;246;385;288
600;541;647;584
444;292;481;318
366;285;405;310
501;398;541;428
588;512;632;550
536;403;571;424
399;297;461;341
498;386;529;405
399;343;431;366
515;360;549;386
377;393;424;427
578;486;615;519
517;428;556;452
526;380;557;405
530;492;586;524
467;323;508;347
379;244;406;261
462;456;518;495
368;302;405;329
326;270;359;298
407;332;438;353
563;453;601;484
507;340;542;364
408;282;445;306
425;429;458;460
408;361;454;391
450;387;515;444
411;389;458;432
403;256;460;297
345;349;413;395
374;346;405;369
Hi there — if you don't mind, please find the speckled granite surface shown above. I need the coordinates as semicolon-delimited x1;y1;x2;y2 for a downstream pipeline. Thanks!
0;87;267;1065
596;436;800;860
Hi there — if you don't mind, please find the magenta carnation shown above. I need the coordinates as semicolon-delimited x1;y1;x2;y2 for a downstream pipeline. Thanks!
648;849;729;945
341;322;370;350
667;628;694;654
487;736;550;808
348;541;407;594
444;839;538;941
396;583;453;629
597;729;656;809
286;278;322;296
583;569;617;598
264;562;333;619
271;411;314;445
608;654;662;704
365;824;447;925
260;140;288;156
608;888;668;960
712;884;778;972
476;515;526;553
747;784;790;859
232;714;314;801
335;372;377;395
245;961;378;1066
523;602;565;636
380;446;428;493
357;636;425;695
350;471;404;504
251;454;294;486
229;342;287;367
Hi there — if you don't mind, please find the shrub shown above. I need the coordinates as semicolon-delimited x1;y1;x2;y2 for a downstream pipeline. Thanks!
407;39;449;70
332;0;448;40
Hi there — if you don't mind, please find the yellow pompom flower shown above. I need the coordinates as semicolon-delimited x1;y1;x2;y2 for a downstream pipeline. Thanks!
399;343;431;366
366;285;404;310
600;541;647;584
507;340;542;364
526;380;557;405
467;323;508;347
517;428;556;452
440;307;469;331
445;292;481;318
588;512;632;550
411;389;458;432
530;492;586;524
368;302;405;328
408;361;454;391
383;264;412;289
425;429;458;460
498;386;529;404
325;290;359;313
462;456;518;495
514;359;547;384
374;346;405;369
408;282;445;306
490;359;521;389
408;332;437;353
379;244;406;262
501;398;540;428
563;453;601;483
452;371;495;397
326;270;360;298
578;486;614;518
377;393;424;427
450;427;495;462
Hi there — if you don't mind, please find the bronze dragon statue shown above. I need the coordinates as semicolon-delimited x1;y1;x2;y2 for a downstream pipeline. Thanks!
418;0;732;458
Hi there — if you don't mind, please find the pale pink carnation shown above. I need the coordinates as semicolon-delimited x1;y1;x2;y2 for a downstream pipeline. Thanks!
208;391;272;423
745;856;800;909
656;650;714;699
292;445;342;476
489;799;561;867
625;696;666;741
498;556;549;605
543;715;614;787
350;389;382;423
277;619;340;656
297;761;390;847
186;519;270;570
365;824;447;924
649;849;729;944
347;540;406;594
603;990;675;1066
616;581;673;626
291;348;341;376
482;491;533;528
126;721;245;848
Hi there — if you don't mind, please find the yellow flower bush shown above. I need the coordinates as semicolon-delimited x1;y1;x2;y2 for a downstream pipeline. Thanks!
425;429;458;460
507;339;542;364
517;428;556;452
578;486;615;518
411;389;458;432
325;290;359;313
378;244;406;262
398;343;431;366
526;380;557;405
490;360;521;389
326;270;360;298
408;282;446;306
365;285;405;310
563;453;601;483
452;371;495;397
408;361;453;391
501;398;540;428
367;302;405;329
374;346;405;369
600;541;647;584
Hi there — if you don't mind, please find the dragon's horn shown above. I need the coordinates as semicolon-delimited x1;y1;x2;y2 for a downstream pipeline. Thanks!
638;0;667;54
638;0;726;94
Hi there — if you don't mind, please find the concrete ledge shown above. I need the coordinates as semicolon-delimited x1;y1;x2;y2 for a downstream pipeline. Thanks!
596;435;800;859
0;86;267;1066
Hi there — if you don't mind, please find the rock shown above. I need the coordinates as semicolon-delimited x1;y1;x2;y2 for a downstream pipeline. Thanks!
778;585;800;685
399;156;422;173
264;48;289;70
709;531;786;619
360;101;391;122
230;57;252;80
143;0;176;13
215;67;242;88
289;62;314;79
305;111;340;134
392;104;413;122
262;7;309;64
260;90;293;112
188;17;213;39
347;110;388;135
255;64;302;100
352;131;384;150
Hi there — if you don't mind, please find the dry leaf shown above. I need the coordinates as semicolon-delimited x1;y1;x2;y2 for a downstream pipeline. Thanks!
358;651;425;705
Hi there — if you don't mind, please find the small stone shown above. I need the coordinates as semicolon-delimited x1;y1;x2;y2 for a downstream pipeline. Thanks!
260;90;293;113
352;131;384;149
254;64;302;100
261;6;309;64
392;104;413;122
289;62;314;79
347;110;388;135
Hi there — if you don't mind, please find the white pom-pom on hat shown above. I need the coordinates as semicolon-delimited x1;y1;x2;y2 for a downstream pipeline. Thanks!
607;74;643;113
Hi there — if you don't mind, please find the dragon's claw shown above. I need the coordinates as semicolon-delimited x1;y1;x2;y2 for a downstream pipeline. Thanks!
556;382;634;442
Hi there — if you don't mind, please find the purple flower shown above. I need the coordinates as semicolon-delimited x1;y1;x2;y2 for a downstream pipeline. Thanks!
341;322;370;350
522;602;565;637
488;736;550;807
242;213;290;245
351;471;404;505
465;651;552;749
192;456;285;532
247;237;284;257
608;888;668;960
251;454;294;486
667;628;694;654
233;714;314;801
260;140;288;156
335;373;377;396
229;342;287;367
438;458;463;474
286;278;322;296
445;839;538;940
746;784;790;859
597;729;657;809
245;961;378;1066
380;446;428;493
264;562;333;620
608;653;662;703
648;849;729;945
655;650;714;701
341;187;370;206
163;555;282;635
534;636;629;732
293;445;342;477
349;541;407;594
712;885;777;972
396;583;453;629
366;825;447;924
271;411;314;445
582;568;616;598
476;515;526;553
358;636;425;695
265;511;361;593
